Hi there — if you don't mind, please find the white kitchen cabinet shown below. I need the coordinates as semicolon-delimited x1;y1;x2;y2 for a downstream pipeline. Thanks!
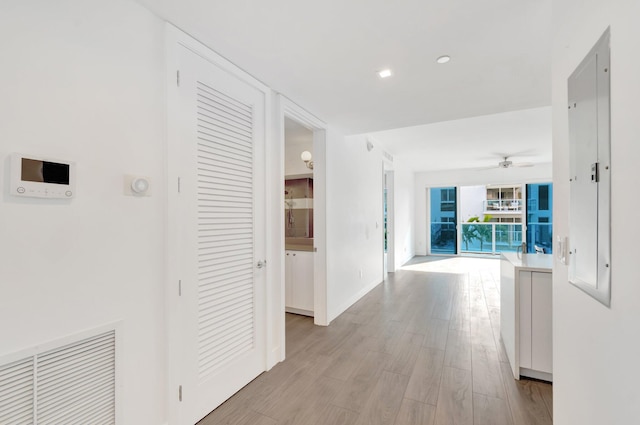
531;271;553;373
501;253;552;382
518;270;553;376
285;250;314;316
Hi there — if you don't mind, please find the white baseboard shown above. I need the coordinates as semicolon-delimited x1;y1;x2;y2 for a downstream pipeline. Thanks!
285;307;314;317
328;277;381;323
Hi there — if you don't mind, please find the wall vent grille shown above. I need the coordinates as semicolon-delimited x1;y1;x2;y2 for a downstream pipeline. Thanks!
0;330;116;425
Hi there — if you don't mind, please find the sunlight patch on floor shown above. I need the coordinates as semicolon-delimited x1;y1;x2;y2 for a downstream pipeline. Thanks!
401;256;500;275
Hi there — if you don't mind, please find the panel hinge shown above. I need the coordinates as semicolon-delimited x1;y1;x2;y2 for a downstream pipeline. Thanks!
178;280;182;296
178;177;181;193
179;385;182;402
177;70;180;87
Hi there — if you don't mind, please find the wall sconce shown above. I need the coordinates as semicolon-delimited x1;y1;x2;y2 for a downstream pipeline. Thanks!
301;151;314;170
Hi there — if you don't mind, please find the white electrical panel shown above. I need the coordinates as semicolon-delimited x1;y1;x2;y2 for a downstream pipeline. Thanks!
567;28;611;306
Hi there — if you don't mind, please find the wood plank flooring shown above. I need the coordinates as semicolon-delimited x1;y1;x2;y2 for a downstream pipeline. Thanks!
198;256;553;425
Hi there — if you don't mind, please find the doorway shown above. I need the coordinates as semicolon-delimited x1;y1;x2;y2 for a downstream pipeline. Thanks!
278;96;329;347
284;118;315;317
429;187;458;254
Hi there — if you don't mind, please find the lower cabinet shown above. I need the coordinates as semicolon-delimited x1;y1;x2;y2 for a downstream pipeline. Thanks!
519;270;553;377
285;250;314;316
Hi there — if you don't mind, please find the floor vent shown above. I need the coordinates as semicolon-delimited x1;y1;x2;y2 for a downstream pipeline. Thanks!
0;330;116;425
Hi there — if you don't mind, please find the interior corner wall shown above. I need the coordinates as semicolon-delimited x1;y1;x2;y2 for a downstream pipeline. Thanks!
0;1;166;423
413;164;552;255
391;159;415;267
325;132;384;322
552;1;640;424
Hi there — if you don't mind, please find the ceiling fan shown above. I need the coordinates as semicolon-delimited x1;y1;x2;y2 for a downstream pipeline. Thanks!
480;156;534;170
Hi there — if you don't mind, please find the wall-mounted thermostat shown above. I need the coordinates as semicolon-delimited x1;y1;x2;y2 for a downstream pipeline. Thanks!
10;153;76;198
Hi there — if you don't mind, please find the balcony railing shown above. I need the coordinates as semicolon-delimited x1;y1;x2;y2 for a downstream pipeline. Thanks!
461;222;523;254
483;199;522;212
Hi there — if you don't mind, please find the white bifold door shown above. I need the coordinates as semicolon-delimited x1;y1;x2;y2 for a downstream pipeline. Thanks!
170;44;267;425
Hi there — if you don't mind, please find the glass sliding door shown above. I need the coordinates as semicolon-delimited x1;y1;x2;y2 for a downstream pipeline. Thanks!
430;187;457;254
526;183;553;253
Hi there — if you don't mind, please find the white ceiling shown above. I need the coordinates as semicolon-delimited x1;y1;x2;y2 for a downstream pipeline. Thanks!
370;106;552;172
136;0;552;173
135;0;552;136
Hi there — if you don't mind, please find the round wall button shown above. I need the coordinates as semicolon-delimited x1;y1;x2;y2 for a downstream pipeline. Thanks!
65;191;73;197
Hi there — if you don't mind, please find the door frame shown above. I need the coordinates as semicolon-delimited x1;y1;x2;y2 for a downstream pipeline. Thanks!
383;168;396;273
276;96;329;352
165;24;273;424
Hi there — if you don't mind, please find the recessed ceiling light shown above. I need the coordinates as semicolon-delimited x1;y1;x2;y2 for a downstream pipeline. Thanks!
436;55;451;64
378;69;392;78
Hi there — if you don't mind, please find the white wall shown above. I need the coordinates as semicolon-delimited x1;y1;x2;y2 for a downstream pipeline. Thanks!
552;2;640;424
0;4;395;423
284;130;313;176
391;158;415;268
0;1;166;424
459;185;486;222
414;164;552;254
325;133;385;322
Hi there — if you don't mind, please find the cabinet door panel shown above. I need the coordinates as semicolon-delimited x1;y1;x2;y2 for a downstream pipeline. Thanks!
285;252;293;307
519;271;532;369
294;252;314;311
531;272;553;373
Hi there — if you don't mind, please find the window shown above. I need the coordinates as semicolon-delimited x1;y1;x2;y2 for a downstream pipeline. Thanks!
539;185;549;210
526;183;553;253
440;188;456;211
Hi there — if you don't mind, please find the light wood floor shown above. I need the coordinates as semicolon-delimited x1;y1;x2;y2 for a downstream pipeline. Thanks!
198;256;553;425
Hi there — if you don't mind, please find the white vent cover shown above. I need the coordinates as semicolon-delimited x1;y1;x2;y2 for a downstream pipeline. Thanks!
0;358;33;424
0;330;116;425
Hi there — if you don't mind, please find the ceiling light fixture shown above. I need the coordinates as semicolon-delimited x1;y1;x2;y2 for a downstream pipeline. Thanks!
436;55;451;64
377;69;392;79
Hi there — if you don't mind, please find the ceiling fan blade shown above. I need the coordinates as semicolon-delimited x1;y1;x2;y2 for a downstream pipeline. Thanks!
473;165;499;171
513;162;535;168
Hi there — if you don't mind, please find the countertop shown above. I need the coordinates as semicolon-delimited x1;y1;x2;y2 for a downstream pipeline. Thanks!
501;252;553;272
285;237;314;252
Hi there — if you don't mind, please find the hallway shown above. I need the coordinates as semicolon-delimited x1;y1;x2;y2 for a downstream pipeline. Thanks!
198;256;552;425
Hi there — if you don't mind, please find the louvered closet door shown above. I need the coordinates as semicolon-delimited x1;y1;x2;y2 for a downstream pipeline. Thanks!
176;47;266;425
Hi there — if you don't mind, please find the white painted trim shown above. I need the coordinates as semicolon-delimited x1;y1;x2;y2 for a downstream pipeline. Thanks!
425;187;432;255
165;23;273;422
519;367;552;382
277;95;329;338
329;277;381;323
384;169;396;273
165;25;269;94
